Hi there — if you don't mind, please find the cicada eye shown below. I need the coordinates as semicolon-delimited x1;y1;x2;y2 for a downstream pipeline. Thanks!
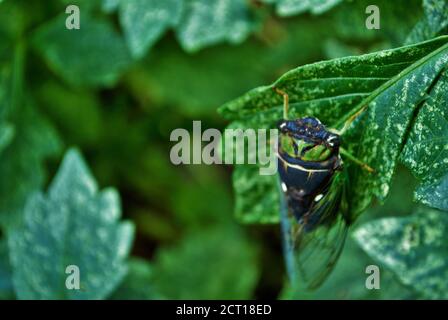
326;134;340;148
278;120;289;133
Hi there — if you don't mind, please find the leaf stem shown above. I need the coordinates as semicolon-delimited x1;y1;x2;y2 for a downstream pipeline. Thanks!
340;147;374;173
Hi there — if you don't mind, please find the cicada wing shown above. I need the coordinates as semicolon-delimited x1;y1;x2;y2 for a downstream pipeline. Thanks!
280;172;349;290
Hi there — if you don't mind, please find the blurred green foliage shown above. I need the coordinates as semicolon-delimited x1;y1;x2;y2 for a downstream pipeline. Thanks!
0;0;447;300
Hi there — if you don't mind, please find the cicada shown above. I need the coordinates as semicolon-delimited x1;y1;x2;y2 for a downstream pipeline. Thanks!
274;88;373;290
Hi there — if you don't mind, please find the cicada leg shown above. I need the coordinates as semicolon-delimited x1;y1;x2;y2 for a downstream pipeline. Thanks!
273;87;290;120
329;105;374;173
330;105;368;136
340;147;374;173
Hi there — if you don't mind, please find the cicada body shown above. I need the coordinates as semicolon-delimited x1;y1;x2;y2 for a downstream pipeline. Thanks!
277;116;350;290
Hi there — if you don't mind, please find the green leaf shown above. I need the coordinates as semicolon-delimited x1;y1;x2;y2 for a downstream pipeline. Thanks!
8;148;135;299
354;208;448;299
415;174;448;211
232;165;280;224
175;0;255;52
401;69;448;211
347;42;448;214
33;13;132;87
110;258;160;300
272;0;343;17
219;36;448;223
119;0;183;59
406;0;448;44
152;227;259;299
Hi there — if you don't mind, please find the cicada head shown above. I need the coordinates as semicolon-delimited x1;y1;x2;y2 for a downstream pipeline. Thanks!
278;117;340;164
276;117;343;224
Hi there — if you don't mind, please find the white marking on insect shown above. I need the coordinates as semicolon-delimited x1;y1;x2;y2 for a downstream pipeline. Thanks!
314;194;324;202
281;183;288;192
326;136;337;147
277;153;331;173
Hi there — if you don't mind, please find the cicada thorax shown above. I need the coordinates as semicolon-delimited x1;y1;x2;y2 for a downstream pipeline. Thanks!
277;117;343;229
